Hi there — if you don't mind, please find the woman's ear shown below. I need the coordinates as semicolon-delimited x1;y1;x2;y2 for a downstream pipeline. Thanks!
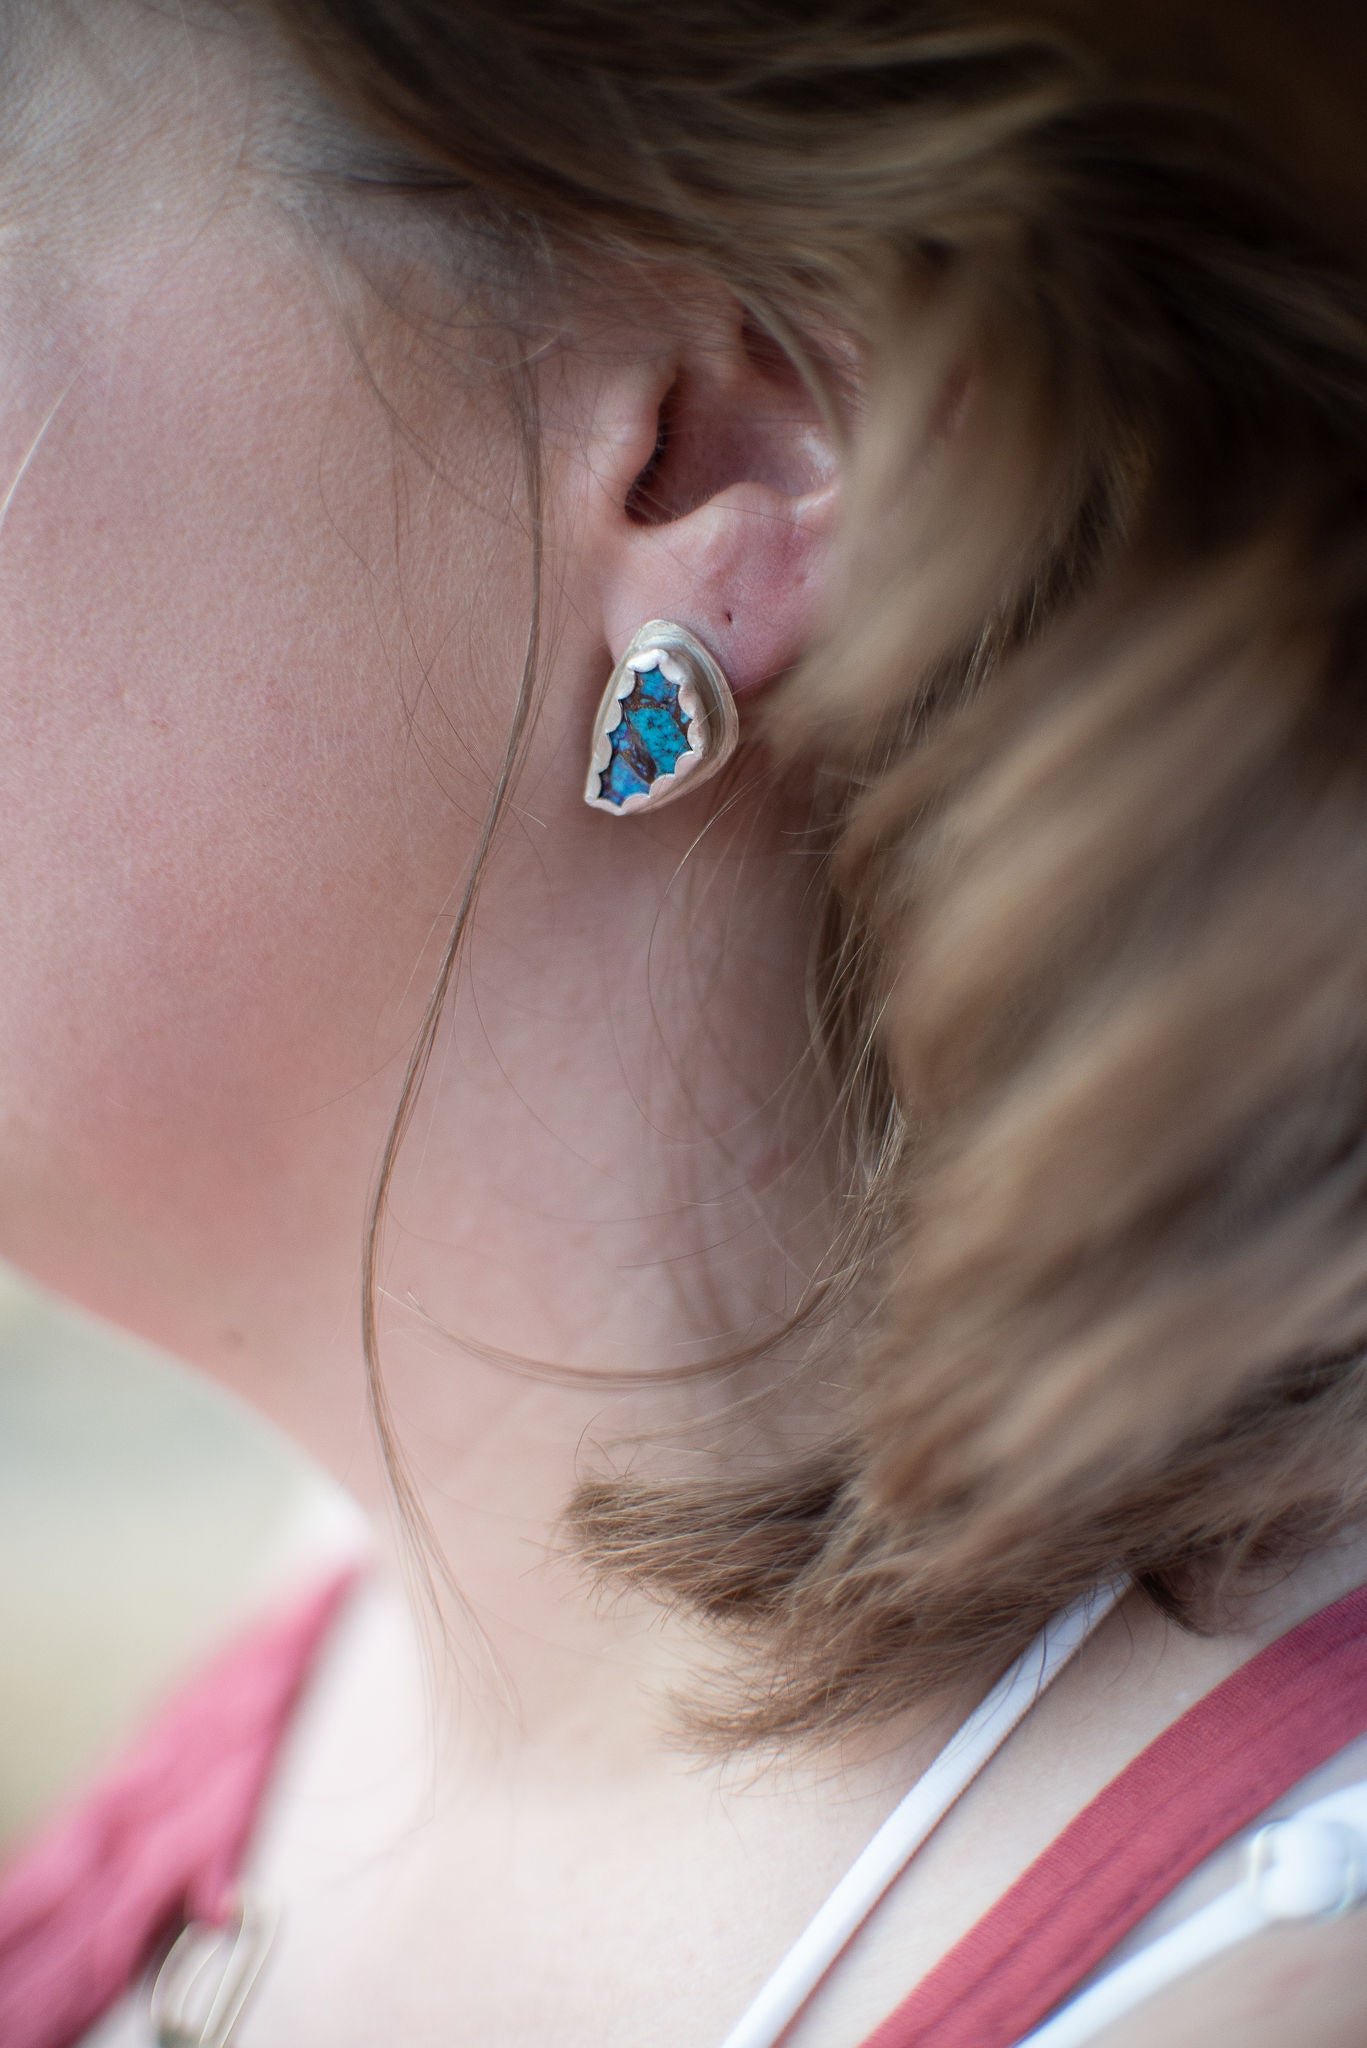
586;306;842;699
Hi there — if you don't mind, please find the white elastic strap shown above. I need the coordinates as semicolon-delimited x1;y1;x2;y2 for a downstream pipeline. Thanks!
1012;1781;1367;2048
717;1578;1128;2048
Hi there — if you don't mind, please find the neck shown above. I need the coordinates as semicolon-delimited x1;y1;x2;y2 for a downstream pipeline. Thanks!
183;776;845;1751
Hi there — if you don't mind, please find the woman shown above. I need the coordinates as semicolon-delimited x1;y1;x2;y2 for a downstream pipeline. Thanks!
3;0;1367;2042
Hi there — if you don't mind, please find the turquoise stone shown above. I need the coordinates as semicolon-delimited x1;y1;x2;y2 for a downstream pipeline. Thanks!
599;665;694;806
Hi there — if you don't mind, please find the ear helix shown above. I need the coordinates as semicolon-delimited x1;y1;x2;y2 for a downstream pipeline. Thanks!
583;620;740;817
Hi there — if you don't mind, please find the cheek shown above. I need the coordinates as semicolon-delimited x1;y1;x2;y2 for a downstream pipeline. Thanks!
0;220;529;1254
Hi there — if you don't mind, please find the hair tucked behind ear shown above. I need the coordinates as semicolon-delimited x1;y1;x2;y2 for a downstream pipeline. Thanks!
273;0;1367;1743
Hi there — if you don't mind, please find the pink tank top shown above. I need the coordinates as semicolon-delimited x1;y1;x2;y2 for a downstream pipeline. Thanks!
861;1581;1367;2047
2;1575;1364;2048
0;1570;359;2048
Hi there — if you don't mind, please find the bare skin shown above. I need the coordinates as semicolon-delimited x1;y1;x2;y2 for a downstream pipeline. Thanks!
3;8;1365;2046
212;1542;1367;2048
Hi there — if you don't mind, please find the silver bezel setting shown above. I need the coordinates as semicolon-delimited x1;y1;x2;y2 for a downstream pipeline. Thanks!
584;619;740;817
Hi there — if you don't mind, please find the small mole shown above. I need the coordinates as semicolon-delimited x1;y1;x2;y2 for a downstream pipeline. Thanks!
724;610;734;625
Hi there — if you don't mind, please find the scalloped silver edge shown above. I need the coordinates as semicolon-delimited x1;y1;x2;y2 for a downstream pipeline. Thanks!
584;620;739;817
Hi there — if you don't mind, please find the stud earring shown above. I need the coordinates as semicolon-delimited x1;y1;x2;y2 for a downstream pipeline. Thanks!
584;620;740;817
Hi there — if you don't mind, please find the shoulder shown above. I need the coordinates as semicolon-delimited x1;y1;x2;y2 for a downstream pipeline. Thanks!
1093;1914;1367;2048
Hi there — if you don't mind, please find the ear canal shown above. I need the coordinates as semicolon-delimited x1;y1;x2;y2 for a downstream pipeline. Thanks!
584;620;740;817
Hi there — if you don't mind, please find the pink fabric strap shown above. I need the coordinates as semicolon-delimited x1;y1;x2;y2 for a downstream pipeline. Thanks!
0;1568;359;2048
859;1582;1367;2048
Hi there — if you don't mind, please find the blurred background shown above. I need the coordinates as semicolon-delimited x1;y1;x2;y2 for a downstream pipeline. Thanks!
0;1264;366;1855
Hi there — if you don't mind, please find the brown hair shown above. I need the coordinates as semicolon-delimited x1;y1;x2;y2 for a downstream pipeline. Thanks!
270;0;1367;1742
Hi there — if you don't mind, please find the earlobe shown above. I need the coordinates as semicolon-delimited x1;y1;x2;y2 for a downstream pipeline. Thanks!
604;477;838;704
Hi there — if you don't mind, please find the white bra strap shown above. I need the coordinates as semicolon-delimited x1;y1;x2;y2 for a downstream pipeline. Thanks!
717;1577;1128;2048
1012;1778;1367;2048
